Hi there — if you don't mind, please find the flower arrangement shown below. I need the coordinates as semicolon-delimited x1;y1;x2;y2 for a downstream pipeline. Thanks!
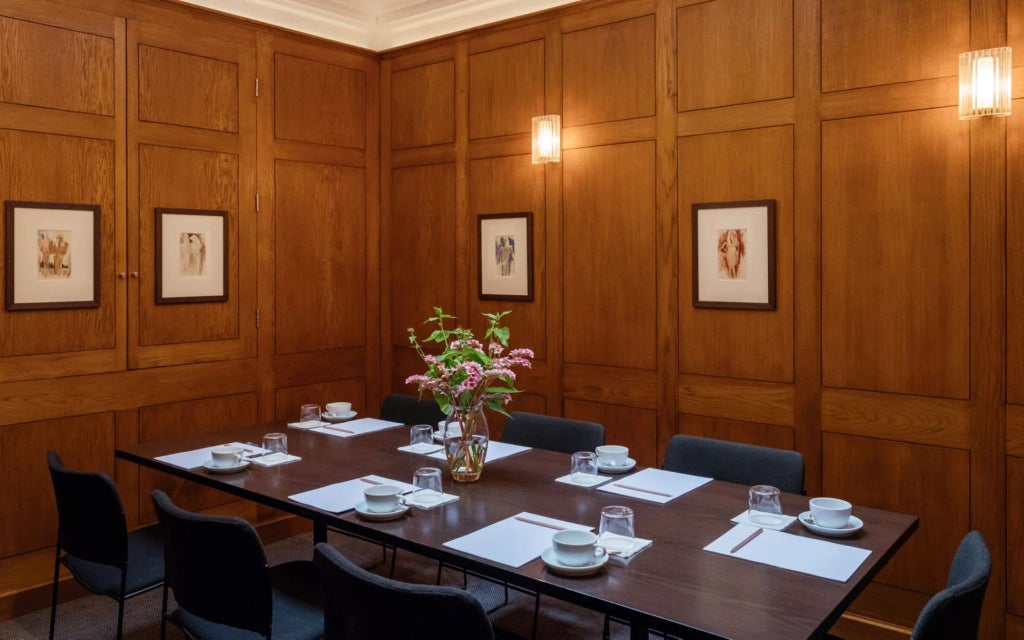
405;307;534;417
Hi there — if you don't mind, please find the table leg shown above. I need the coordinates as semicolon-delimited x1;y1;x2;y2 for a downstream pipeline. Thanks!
313;520;327;544
630;619;650;640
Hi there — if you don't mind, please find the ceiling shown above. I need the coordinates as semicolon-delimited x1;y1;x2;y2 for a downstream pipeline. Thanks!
181;0;581;51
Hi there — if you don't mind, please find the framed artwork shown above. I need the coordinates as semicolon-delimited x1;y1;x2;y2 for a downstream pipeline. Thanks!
691;199;776;310
478;212;534;301
155;208;228;304
4;201;100;311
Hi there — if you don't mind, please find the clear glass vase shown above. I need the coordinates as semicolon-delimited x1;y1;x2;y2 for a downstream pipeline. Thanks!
443;404;489;482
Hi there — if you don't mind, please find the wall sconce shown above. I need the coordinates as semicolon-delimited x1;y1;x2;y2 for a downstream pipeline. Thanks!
532;115;561;164
958;47;1011;119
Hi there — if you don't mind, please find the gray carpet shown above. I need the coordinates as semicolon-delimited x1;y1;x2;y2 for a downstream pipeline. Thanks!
0;531;648;640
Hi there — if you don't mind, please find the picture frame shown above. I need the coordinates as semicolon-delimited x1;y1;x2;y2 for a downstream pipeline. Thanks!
478;212;534;302
691;199;776;310
4;201;100;311
155;208;228;304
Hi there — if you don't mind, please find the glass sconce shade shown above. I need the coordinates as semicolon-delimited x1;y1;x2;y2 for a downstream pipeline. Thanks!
959;47;1011;119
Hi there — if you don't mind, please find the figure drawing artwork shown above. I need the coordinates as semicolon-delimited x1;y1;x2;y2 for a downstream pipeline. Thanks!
156;208;227;304
478;212;533;301
179;232;207;276
692;200;774;310
37;229;72;279
495;235;516;277
717;228;746;280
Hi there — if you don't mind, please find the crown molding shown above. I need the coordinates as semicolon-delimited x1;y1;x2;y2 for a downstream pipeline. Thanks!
181;0;579;50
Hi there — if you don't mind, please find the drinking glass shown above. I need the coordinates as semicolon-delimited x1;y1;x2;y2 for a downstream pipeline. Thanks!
263;432;288;455
299;403;320;422
411;467;443;504
410;424;434;450
598;505;636;553
748;485;783;526
570;451;598;482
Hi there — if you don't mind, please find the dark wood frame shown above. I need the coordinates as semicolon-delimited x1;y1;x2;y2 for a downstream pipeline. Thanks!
691;199;776;310
4;201;101;311
477;211;534;302
155;207;228;304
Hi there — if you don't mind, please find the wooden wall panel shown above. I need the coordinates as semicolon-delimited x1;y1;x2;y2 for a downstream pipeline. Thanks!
678;125;794;382
274;377;367;422
822;388;971;450
468;40;544;140
677;0;792;111
1010;456;1024;616
565;398;657;466
820;0;969;92
138;44;238;132
0;413;115;558
274;160;366;355
562;15;655;126
677;414;794;451
0;15;114;116
0;130;117;357
563;142;656;369
821;109;969;398
137;144;239;346
137;393;256;523
1009;99;1024;404
823;433;970;594
467;154;546;359
390;163;456;345
391;61;454;149
274;53;365;149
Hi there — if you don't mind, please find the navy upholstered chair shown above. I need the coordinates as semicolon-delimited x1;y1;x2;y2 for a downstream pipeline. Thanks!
314;542;495;640
380;393;446;426
151;490;323;640
46;451;164;640
662;434;805;494
499;412;605;454
910;530;991;640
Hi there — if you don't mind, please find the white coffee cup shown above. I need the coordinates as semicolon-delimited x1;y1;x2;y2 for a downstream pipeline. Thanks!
364;485;403;513
210;445;243;468
551;529;606;567
326;402;351;416
809;497;853;528
595;445;629;467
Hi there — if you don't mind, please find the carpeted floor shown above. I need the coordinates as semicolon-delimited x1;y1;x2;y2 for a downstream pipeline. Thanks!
0;531;647;640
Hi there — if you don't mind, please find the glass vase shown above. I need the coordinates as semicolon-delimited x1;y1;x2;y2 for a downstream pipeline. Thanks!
443;404;489;482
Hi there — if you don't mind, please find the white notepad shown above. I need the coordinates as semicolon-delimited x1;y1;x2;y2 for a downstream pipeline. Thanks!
443;512;591;568
288;475;413;513
310;418;404;438
597;467;712;504
426;440;530;464
155;442;253;470
704;523;872;582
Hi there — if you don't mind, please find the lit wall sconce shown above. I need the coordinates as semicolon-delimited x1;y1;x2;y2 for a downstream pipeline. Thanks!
532;115;561;164
958;47;1011;119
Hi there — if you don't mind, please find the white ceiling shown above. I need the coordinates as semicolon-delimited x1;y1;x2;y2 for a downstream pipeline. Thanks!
182;0;580;51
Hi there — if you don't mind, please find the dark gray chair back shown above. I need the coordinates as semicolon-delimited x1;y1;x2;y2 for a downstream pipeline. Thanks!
47;450;128;567
663;434;804;494
910;531;991;640
500;412;605;454
314;542;495;640
380;393;446;425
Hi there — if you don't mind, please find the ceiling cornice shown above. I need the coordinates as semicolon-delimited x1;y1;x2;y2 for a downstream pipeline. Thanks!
180;0;580;51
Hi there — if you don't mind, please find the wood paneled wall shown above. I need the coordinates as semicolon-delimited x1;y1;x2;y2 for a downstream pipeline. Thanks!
381;0;1018;636
0;0;377;618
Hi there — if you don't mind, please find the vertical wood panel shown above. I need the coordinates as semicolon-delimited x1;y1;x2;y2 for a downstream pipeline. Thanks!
677;0;793;111
138;45;238;132
821;0;969;91
678;126;794;382
390;163;456;344
274;160;366;355
1008;99;1024;404
822;109;969;398
563;142;656;369
391;61;455;149
468;41;544;140
564;398;657;467
562;15;656;126
274;53;365;149
1009;456;1024;615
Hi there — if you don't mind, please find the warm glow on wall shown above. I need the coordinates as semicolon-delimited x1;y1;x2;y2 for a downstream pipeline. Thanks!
958;47;1011;119
532;115;561;164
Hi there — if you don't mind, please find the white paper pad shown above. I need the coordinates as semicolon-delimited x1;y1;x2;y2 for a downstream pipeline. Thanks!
554;473;613;488
311;418;404;438
596;468;712;504
426;440;531;464
444;512;592;567
288;474;414;513
155;442;254;470
249;453;301;467
397;444;446;455
704;524;871;582
288;420;328;430
730;510;798;531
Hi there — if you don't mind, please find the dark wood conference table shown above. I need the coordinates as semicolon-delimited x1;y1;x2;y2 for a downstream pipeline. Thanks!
116;422;918;640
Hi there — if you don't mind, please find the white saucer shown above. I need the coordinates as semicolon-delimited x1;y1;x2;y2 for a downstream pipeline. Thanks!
798;511;863;537
540;547;609;576
202;459;250;474
322;411;357;423
432;431;447;443
596;458;637;474
354;501;410;522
